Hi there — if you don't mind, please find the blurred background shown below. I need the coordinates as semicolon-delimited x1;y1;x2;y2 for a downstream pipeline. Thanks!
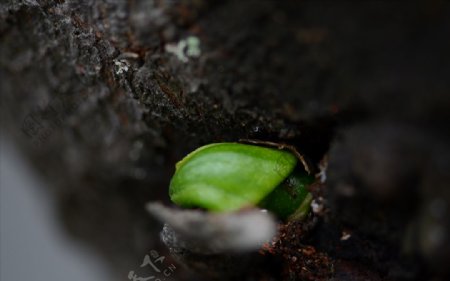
0;137;112;281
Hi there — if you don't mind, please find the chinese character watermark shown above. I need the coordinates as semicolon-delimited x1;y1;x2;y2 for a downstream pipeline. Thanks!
128;250;176;281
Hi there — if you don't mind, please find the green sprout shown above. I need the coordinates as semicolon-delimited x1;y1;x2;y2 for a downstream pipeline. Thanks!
169;143;314;221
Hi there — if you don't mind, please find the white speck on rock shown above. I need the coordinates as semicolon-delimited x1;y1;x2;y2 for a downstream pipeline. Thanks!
114;60;129;74
311;198;324;214
341;231;352;241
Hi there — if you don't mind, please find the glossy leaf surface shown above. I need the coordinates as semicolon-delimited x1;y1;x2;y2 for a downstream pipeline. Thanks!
169;143;298;212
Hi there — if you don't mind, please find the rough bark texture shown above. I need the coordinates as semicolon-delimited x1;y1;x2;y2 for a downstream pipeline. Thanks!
1;1;450;280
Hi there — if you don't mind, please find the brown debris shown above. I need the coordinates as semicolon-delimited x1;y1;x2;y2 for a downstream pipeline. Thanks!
265;221;334;281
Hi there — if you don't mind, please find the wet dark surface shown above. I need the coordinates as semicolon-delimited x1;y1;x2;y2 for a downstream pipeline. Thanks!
1;1;450;280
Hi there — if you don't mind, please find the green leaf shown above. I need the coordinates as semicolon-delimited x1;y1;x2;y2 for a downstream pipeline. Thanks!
259;170;314;220
169;143;298;212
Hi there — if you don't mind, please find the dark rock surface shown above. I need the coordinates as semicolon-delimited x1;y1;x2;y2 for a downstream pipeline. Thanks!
1;1;449;280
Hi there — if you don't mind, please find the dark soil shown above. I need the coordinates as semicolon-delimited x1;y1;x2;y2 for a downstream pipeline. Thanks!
1;1;449;280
